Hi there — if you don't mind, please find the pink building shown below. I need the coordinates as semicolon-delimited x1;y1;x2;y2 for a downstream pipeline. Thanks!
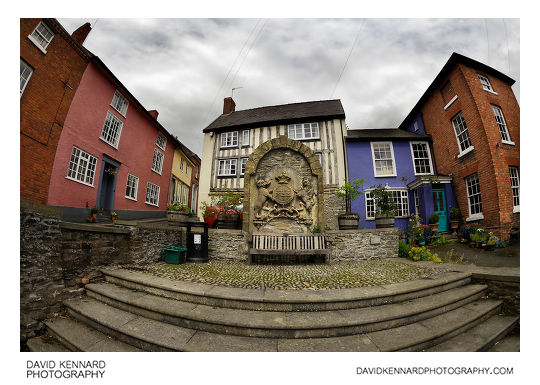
48;56;177;221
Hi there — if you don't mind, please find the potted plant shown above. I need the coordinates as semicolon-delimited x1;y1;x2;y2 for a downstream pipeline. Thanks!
370;184;396;228
449;207;460;234
428;213;440;232
215;189;243;229
167;201;194;224
200;197;219;228
111;211;119;221
335;178;365;230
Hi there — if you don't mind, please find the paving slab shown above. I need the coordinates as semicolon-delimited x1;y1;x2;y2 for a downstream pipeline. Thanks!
65;298;138;329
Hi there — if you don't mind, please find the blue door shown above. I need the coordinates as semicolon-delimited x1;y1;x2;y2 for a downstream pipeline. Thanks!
432;189;448;232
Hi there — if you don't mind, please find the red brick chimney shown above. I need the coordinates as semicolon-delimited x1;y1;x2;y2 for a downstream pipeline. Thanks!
148;110;159;119
223;97;236;114
71;22;92;45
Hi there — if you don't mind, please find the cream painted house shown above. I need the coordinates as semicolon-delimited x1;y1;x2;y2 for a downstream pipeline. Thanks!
198;98;349;228
169;147;194;207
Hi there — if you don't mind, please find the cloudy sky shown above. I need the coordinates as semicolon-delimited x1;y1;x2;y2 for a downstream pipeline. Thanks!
58;18;520;156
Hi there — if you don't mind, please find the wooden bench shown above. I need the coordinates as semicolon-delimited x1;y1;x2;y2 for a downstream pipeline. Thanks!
249;233;330;264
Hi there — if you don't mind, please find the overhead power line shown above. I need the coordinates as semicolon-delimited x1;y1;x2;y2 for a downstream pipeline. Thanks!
331;19;364;98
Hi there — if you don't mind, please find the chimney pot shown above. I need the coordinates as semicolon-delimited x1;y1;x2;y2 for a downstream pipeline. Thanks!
71;22;92;45
223;97;236;114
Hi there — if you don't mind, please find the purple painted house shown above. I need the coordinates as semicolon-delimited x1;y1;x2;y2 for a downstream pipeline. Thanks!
345;128;455;233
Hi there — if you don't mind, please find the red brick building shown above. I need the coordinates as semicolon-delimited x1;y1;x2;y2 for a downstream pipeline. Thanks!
400;53;520;240
20;18;92;205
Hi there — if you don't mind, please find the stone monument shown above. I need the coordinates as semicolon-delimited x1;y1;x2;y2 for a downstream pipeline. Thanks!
243;136;324;234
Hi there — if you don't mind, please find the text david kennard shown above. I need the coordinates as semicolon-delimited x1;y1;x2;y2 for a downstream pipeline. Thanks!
27;360;106;379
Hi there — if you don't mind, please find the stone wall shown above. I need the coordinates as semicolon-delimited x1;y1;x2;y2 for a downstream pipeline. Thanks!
323;187;346;231
20;206;185;345
472;277;520;316
326;228;399;261
208;229;247;261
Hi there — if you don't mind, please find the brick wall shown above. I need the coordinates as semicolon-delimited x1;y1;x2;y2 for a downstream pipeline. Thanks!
20;19;89;205
419;62;520;240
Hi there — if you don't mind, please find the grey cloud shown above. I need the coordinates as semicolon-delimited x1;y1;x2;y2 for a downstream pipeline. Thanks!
59;18;520;155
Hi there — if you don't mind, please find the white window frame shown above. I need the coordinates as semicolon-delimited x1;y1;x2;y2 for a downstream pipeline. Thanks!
477;74;497;95
156;132;167;150
370;142;397;177
145;182;160;207
125;174;139;201
100;111;124;149
491;105;514;145
451;112;474;157
151;149;164;175
242;129;250;147
28;21;54;54
465;173;484;221
413;188;420;214
218;159;237;176
287;122;320;140
195;166;199;178
180;158;184;171
220;131;238;148
111;90;129;116
186;165;190;176
365;189;409;219
410;141;433;176
509;166;520;213
240;157;248;176
20;59;33;97
66;146;97;187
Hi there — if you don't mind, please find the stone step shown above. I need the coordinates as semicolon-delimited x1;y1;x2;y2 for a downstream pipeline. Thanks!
487;333;520;352
101;268;473;311
81;282;486;338
60;296;504;352
425;314;519;352
27;335;70;352
45;317;143;352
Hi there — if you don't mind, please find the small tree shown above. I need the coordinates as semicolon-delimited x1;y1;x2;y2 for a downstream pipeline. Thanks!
336;178;365;213
370;184;396;216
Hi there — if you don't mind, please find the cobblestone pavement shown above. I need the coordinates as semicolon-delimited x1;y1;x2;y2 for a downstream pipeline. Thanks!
125;259;450;290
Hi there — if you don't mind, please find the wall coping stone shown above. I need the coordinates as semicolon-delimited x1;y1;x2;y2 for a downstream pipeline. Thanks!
59;222;131;234
20;201;61;217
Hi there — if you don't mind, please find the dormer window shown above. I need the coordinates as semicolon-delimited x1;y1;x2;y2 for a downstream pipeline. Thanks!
287;122;320;140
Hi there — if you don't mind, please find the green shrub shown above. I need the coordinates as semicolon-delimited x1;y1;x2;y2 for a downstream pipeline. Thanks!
167;201;194;217
399;240;411;258
408;246;441;262
428;213;440;224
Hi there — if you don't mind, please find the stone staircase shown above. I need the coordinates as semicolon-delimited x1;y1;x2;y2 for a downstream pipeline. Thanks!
27;268;519;352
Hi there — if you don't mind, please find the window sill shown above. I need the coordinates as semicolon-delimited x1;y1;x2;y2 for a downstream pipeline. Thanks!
374;174;397;178
217;175;237;178
288;137;321;142
27;35;48;54
466;214;484;222
65;176;95;188
513;206;520;213
151;169;163;176
125;196;137;202
220;145;239;149
145;202;159;207
502;140;515;146
484;88;498;96
443;95;458;111
457;146;475;158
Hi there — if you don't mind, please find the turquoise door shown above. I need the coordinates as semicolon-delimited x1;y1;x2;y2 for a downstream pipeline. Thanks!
432;189;448;232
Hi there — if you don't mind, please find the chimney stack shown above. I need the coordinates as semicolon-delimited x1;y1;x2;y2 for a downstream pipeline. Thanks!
223;97;236;115
148;110;159;119
71;22;92;45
